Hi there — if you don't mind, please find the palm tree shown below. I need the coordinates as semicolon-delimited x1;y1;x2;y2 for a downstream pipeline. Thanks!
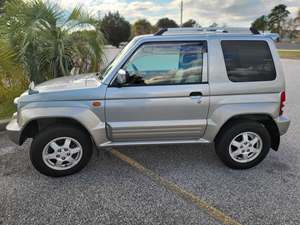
1;0;104;83
0;39;28;102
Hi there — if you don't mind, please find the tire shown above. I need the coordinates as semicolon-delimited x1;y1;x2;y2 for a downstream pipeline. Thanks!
30;125;93;177
215;121;271;169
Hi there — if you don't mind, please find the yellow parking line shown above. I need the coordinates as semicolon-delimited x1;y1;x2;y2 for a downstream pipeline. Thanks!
110;149;242;225
278;49;300;52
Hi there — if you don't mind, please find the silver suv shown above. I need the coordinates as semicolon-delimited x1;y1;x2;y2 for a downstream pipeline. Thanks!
6;28;290;177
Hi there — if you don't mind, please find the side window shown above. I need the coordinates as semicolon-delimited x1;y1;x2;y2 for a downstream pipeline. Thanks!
221;40;276;82
121;42;205;86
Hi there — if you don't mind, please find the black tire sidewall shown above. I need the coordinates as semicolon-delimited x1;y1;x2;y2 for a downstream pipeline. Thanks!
30;126;93;177
216;121;271;169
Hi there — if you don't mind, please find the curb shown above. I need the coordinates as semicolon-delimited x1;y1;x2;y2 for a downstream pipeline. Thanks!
0;119;10;132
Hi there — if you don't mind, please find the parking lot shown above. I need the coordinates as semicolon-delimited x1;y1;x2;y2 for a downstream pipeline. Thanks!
0;59;299;225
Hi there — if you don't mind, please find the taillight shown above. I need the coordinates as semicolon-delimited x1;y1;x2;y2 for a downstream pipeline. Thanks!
279;91;286;116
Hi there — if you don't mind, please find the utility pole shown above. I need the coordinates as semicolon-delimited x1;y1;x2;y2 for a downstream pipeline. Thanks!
180;0;183;27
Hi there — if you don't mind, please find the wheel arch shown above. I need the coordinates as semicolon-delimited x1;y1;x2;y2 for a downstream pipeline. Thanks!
214;114;280;151
20;117;94;145
18;106;108;146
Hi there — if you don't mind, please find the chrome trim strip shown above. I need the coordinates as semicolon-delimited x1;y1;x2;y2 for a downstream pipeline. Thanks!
99;138;210;147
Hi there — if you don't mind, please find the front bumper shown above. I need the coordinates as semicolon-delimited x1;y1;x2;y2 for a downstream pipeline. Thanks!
6;118;22;145
274;115;290;135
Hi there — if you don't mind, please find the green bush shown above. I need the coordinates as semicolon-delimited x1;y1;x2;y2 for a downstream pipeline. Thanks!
0;76;28;119
0;99;17;120
0;37;28;119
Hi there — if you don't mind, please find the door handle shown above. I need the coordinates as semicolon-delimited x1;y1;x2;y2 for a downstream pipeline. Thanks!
189;92;202;104
189;92;203;97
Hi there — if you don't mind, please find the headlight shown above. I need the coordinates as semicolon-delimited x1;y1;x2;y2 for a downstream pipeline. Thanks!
14;97;20;106
12;112;18;119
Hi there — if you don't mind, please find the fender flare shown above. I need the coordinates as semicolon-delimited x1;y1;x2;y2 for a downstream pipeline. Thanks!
19;106;107;146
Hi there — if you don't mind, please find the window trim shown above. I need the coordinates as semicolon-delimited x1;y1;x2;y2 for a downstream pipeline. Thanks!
220;40;277;83
109;41;208;87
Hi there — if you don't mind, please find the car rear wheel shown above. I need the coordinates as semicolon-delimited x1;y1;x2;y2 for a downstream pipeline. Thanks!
215;121;271;169
30;125;93;177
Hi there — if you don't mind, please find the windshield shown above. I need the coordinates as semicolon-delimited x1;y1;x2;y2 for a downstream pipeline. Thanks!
99;39;137;80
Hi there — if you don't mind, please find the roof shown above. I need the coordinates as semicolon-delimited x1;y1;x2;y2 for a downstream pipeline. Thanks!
148;27;279;41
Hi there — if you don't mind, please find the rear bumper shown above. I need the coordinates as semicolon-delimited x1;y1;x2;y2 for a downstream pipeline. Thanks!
274;115;290;135
6;118;22;145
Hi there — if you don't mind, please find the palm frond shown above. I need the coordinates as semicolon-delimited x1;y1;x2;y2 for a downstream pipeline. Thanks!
1;0;105;82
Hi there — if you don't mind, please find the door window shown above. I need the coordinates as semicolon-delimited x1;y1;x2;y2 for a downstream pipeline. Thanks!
120;42;205;86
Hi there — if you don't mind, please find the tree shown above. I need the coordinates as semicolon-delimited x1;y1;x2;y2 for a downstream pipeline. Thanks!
182;19;197;27
156;17;178;29
252;15;268;32
132;19;153;36
209;22;218;28
0;0;5;15
268;4;290;35
294;8;300;26
1;0;105;83
283;18;298;40
100;12;131;48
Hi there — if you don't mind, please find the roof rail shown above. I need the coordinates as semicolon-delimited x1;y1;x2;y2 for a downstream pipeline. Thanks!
153;27;280;41
154;28;168;36
250;27;260;35
154;27;262;36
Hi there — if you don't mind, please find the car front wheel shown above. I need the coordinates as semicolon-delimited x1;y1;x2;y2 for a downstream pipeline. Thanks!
30;125;93;177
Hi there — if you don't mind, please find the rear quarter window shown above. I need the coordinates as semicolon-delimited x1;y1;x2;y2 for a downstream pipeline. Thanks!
221;40;276;82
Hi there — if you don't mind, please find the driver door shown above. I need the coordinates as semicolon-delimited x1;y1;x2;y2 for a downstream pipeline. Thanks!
105;41;209;142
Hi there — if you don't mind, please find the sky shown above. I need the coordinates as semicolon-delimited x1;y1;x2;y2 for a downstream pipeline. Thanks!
49;0;300;27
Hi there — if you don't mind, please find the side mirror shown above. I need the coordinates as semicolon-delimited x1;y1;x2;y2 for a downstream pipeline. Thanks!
116;69;129;86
